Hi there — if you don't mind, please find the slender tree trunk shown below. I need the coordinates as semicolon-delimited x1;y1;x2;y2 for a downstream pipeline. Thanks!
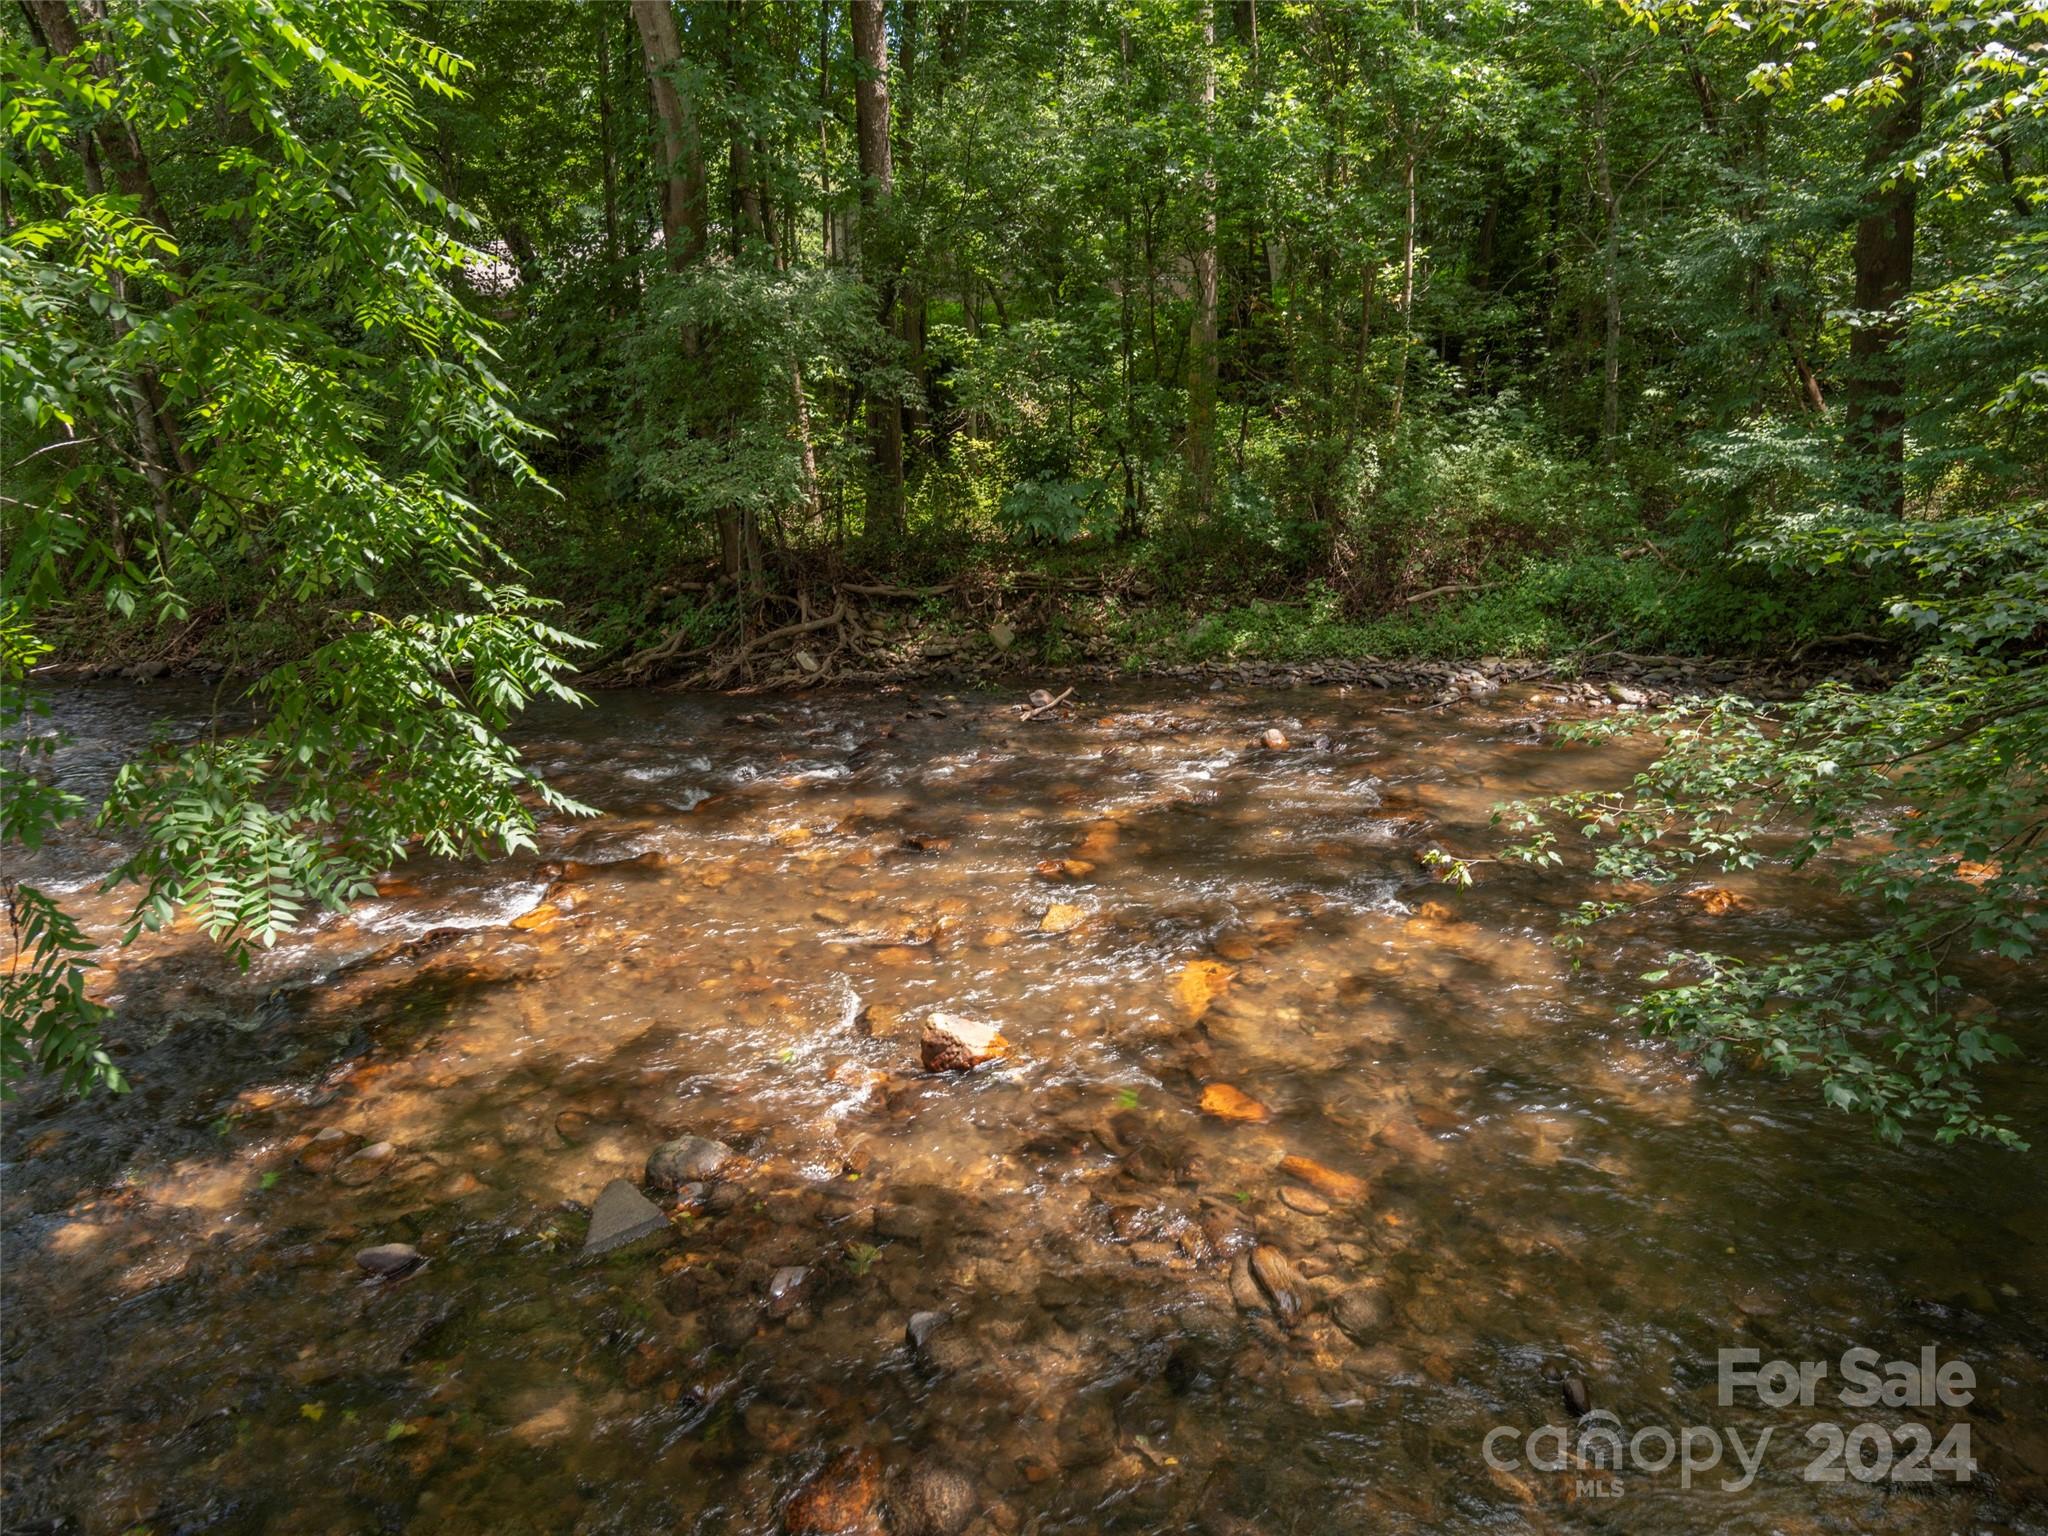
26;0;188;522
851;0;904;537
819;0;835;262
1118;24;1142;539
632;0;707;271
1845;37;1921;518
1390;144;1417;425
597;12;621;271
1592;97;1622;454
633;0;741;580
1184;11;1219;517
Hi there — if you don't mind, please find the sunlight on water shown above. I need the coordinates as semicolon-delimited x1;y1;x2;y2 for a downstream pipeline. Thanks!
3;680;2043;1535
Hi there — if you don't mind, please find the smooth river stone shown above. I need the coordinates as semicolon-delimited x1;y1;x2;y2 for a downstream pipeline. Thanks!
583;1179;671;1257
646;1134;735;1190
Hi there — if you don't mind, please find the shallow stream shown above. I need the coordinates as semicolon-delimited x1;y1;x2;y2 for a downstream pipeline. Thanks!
3;680;2044;1534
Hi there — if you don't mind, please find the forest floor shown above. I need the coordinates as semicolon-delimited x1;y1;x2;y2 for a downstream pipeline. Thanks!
35;522;1907;699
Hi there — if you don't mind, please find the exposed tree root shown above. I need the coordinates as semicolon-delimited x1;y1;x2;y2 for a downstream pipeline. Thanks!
586;566;1141;691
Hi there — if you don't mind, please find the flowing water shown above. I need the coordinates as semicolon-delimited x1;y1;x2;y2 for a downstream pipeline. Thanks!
3;680;2045;1536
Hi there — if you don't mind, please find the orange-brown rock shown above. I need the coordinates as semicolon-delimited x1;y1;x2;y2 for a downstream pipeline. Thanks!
1033;858;1095;882
1174;959;1234;1019
1687;887;1753;915
1198;1083;1270;1123
1278;1154;1369;1204
1041;902;1087;934
785;1446;883;1535
919;1014;1009;1073
511;902;560;932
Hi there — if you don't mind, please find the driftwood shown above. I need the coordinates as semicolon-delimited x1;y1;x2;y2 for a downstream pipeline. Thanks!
1018;686;1074;720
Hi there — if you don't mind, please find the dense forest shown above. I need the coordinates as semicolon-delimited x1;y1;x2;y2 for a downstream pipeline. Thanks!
2;3;2045;1129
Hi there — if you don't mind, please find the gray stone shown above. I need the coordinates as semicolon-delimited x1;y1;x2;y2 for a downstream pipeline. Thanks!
355;1242;425;1280
646;1134;735;1190
582;1178;671;1257
904;1309;947;1364
766;1265;811;1318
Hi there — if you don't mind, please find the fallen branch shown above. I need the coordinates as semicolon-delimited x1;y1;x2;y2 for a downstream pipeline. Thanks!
1398;579;1504;606
1018;686;1074;720
838;582;955;598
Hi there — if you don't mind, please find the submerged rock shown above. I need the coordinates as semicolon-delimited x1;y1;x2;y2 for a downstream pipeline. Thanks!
1174;960;1234;1020
355;1243;425;1281
1197;1082;1268;1123
1563;1373;1592;1419
296;1127;358;1174
767;1265;812;1319
647;1135;735;1190
1276;1154;1368;1205
904;1310;947;1362
919;1014;1008;1073
1278;1184;1330;1216
582;1179;671;1257
1330;1287;1386;1344
785;1446;883;1536
886;1460;977;1536
1249;1245;1308;1328
1228;1252;1267;1317
333;1141;397;1187
1040;902;1087;934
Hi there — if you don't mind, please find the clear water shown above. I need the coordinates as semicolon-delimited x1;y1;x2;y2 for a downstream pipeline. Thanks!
4;680;2043;1534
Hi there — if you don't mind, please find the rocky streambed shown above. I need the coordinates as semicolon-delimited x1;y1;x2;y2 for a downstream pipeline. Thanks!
1;678;2042;1535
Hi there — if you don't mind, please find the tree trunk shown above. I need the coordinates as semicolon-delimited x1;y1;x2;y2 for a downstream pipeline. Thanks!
24;1;173;237
1184;11;1219;518
597;11;621;271
633;0;741;580
1845;40;1921;519
1592;99;1621;454
26;0;187;522
1390;145;1417;425
819;0;836;262
851;0;904;537
631;0;707;271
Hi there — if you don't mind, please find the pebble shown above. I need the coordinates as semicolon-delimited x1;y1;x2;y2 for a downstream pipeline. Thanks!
766;1265;811;1319
905;1310;947;1360
582;1179;671;1257
296;1127;357;1173
1276;1154;1368;1204
354;1243;425;1280
887;1461;978;1536
785;1446;882;1536
919;1013;1008;1073
1278;1184;1331;1216
1249;1245;1308;1328
1330;1287;1386;1343
1228;1252;1267;1317
333;1141;396;1187
646;1135;735;1190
